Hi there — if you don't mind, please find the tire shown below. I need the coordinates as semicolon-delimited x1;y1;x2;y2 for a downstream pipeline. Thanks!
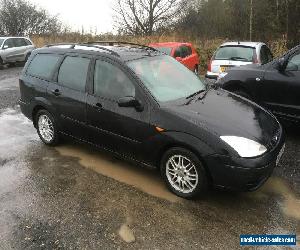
233;90;252;100
8;62;15;68
194;65;199;75
0;58;3;70
160;147;208;199
24;53;30;62
35;110;60;146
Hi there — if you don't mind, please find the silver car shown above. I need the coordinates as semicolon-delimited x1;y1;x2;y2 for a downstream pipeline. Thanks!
206;42;273;79
0;37;35;69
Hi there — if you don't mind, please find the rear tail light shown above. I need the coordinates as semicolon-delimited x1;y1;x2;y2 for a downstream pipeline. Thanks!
252;56;259;64
207;59;212;72
252;50;259;64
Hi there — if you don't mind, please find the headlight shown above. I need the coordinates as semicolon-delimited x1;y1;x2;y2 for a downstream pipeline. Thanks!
220;136;267;158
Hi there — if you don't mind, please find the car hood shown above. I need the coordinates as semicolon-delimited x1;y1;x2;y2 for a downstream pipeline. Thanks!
163;89;279;146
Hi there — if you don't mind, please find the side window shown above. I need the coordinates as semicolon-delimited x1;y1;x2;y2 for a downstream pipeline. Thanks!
265;46;273;62
94;60;135;100
182;46;191;58
173;47;181;58
286;53;300;71
24;39;32;46
3;38;15;48
27;54;61;79
15;38;26;47
58;56;90;91
260;46;268;64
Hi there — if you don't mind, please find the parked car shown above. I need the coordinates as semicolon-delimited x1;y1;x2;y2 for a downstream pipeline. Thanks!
215;45;300;124
19;41;285;199
206;42;273;79
0;36;35;69
149;42;200;74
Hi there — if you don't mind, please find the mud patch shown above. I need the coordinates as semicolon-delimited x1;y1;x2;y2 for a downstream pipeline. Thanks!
118;216;135;243
253;177;300;221
55;144;180;202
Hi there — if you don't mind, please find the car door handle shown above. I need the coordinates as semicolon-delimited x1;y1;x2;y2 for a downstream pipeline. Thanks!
51;89;61;96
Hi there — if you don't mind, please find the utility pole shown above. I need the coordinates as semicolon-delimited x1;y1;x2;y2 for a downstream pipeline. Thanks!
250;0;253;41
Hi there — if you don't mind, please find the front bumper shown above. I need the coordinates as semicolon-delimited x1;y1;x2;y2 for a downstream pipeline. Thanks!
205;71;219;79
204;131;285;191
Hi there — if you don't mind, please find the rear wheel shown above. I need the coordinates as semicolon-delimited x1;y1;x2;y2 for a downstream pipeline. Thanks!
160;147;208;199
24;53;30;62
35;110;60;146
0;58;3;70
194;65;199;75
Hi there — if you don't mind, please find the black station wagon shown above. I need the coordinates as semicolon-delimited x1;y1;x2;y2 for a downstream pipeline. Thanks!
19;42;285;198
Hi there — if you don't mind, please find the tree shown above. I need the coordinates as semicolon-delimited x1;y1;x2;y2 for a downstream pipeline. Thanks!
0;0;62;36
113;0;181;35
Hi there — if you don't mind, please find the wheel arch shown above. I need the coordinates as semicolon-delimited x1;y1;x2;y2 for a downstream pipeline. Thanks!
156;139;214;184
32;104;48;128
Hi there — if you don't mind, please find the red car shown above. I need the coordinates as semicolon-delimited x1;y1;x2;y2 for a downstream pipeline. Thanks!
149;42;200;74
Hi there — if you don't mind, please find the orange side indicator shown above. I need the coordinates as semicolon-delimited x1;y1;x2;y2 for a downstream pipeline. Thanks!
155;126;165;132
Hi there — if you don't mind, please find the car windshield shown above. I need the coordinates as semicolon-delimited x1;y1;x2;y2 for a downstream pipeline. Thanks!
154;47;172;55
0;39;4;47
127;55;206;102
214;46;255;62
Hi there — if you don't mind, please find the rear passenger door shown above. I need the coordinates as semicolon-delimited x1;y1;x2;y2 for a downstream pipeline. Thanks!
2;38;17;62
15;38;30;61
47;54;92;139
86;58;152;161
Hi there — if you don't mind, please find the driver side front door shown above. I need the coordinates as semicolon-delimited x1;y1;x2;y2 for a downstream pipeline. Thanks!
86;58;154;162
262;50;300;121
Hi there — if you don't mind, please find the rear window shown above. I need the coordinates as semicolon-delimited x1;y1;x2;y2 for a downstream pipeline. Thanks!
214;46;255;62
155;47;172;55
24;39;32;45
58;56;90;91
27;54;61;79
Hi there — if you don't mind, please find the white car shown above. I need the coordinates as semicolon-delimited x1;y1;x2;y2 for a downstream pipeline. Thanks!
0;37;35;69
205;42;273;80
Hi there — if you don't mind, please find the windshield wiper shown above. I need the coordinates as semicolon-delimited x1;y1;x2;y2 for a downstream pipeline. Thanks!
229;56;250;61
184;89;206;105
186;89;206;99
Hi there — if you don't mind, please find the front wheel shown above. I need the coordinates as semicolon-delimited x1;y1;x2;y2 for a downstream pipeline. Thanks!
194;65;199;75
35;110;60;146
160;147;208;199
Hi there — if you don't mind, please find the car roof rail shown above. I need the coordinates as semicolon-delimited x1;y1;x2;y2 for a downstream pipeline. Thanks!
44;43;77;48
82;41;159;52
44;43;120;57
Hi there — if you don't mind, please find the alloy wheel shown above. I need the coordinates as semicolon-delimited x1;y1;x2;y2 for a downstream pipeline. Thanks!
166;154;199;194
38;114;54;143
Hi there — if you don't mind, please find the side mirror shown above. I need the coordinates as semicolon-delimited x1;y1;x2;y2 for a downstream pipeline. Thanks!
2;45;8;50
175;56;183;62
118;96;143;112
275;57;286;71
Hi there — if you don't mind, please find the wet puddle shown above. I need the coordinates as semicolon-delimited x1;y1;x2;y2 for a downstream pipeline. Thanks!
55;144;180;202
252;177;300;221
